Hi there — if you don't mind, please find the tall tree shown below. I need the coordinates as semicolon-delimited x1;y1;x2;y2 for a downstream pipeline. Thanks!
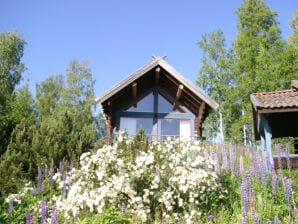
35;75;64;120
197;0;294;144
231;0;286;143
196;30;234;140
0;31;26;154
33;61;97;166
282;10;298;84
289;10;298;49
1;86;36;196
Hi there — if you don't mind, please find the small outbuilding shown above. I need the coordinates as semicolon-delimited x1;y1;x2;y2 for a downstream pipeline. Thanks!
96;56;218;144
250;80;298;158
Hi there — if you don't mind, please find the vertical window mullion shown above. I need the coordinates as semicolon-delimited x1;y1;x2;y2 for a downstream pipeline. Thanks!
153;90;158;138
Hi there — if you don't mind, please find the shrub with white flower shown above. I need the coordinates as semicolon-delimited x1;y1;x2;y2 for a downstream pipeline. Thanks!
53;131;226;223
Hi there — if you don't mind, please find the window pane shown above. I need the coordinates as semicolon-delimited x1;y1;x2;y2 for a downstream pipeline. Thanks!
158;94;174;113
180;120;191;140
158;119;180;137
120;117;153;136
136;118;153;135
120;118;136;135
127;93;154;112
158;119;191;140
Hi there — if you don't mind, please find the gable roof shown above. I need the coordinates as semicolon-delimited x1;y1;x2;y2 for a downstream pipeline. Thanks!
250;80;298;113
250;80;298;140
96;56;218;111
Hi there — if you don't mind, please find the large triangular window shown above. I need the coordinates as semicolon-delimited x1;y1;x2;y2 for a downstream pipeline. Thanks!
127;93;154;112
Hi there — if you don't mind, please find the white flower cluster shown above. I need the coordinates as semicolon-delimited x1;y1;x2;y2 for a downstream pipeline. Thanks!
6;182;33;205
53;139;224;222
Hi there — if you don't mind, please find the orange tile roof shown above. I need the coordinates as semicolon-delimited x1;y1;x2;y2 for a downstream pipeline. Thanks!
251;80;298;140
251;87;298;110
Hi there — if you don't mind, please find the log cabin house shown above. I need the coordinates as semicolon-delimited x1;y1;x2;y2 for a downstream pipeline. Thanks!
96;56;218;144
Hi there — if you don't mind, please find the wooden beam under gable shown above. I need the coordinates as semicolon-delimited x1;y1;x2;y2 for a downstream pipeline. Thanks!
132;82;137;98
173;84;184;110
176;84;184;100
155;67;160;85
132;82;137;107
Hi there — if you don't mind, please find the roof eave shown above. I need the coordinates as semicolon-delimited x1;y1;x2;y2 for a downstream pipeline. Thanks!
96;59;161;104
158;59;219;110
96;57;219;110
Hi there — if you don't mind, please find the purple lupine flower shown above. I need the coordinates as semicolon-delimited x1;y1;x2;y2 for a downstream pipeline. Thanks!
61;175;67;197
274;216;279;224
265;151;273;171
44;168;48;177
8;198;14;216
26;212;33;224
241;177;249;217
246;172;253;198
284;178;292;207
221;145;229;171
211;150;220;175
249;166;254;179
294;208;298;219
41;199;48;224
276;144;282;169
59;158;65;174
69;161;74;172
51;205;58;224
254;217;260;224
256;152;264;179
50;160;54;188
208;214;216;223
229;143;235;173
285;143;290;169
208;214;214;220
31;188;38;195
234;162;241;177
277;169;283;185
252;209;260;224
37;167;42;190
260;161;267;187
241;212;247;224
267;221;272;224
271;169;277;198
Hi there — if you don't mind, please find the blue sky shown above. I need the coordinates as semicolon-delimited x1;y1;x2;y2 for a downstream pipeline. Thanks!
1;1;297;98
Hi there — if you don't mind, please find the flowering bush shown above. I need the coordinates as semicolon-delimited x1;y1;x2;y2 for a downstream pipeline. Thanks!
4;133;298;223
52;135;225;223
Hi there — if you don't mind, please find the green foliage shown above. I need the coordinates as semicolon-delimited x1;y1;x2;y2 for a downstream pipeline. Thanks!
196;29;234;140
232;0;285;143
94;112;107;147
0;31;26;154
78;207;132;224
0;162;64;224
1;60;101;197
0;31;25;96
33;61;98;168
3;139;298;223
197;0;298;144
289;10;298;48
0;86;36;197
35;75;64;120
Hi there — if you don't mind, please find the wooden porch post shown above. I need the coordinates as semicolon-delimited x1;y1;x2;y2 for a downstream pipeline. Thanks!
294;137;298;154
260;114;273;165
106;112;113;145
195;102;205;140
